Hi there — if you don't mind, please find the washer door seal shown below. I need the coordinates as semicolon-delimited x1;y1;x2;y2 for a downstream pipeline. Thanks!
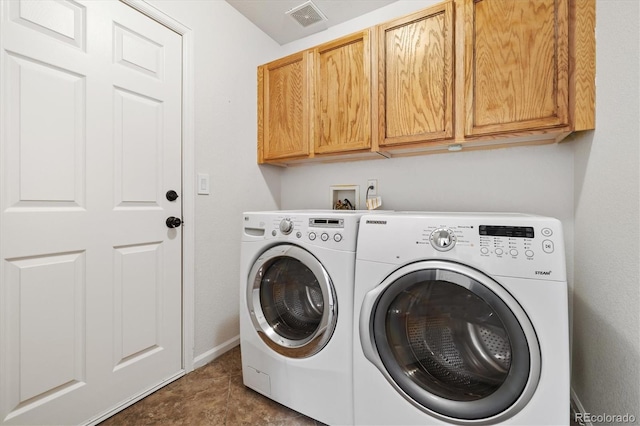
248;244;337;358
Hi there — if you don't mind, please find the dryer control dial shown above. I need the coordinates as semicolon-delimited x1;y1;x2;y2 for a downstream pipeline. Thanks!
430;228;456;251
279;218;294;235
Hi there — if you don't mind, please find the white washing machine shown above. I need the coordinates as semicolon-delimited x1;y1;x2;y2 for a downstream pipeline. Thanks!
353;212;570;425
240;210;366;425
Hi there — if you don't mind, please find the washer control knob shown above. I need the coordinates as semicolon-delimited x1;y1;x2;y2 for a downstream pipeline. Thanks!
279;218;294;235
334;233;343;242
321;233;329;242
430;228;456;252
308;232;317;241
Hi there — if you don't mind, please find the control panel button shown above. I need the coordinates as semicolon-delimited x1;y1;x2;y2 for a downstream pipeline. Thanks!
495;248;504;256
541;228;553;237
525;250;534;258
296;232;302;238
271;230;277;237
334;233;343;242
308;232;316;241
509;249;518;257
480;247;489;255
321;233;329;242
542;240;554;253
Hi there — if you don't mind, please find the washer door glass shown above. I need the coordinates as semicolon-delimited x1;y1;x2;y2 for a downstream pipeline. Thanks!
249;245;337;358
370;264;539;421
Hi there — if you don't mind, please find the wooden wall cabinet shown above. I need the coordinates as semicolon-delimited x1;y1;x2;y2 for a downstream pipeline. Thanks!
462;0;572;138
380;0;595;156
377;1;454;149
257;0;595;164
313;30;372;155
258;30;374;164
258;52;310;163
462;0;595;142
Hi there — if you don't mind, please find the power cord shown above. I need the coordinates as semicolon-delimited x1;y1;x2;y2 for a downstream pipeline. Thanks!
366;184;374;200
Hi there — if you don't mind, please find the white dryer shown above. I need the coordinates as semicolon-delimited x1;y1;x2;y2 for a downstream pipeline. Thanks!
240;210;365;425
353;212;570;425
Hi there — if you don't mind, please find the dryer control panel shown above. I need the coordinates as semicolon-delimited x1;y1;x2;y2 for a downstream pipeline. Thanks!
357;213;566;282
476;225;558;259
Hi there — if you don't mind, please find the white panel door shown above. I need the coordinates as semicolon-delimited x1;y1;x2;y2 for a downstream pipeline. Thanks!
0;0;183;424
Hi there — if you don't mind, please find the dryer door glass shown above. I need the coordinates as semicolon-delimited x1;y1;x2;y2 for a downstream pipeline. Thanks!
248;244;337;358
372;267;534;420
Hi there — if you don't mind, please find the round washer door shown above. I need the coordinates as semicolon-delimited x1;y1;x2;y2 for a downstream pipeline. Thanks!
248;244;337;358
360;261;540;423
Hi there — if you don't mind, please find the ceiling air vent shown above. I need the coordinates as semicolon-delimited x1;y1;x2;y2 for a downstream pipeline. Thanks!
286;1;328;28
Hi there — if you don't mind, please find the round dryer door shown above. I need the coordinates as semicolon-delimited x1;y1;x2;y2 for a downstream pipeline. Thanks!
360;261;540;423
248;244;337;358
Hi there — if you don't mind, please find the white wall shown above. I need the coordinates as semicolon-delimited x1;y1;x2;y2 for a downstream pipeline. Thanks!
145;2;640;419
280;144;575;226
277;0;638;418
277;2;576;283
572;0;640;419
277;0;439;57
146;0;282;361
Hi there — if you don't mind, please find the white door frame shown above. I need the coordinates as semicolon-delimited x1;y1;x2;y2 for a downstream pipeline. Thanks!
119;0;196;374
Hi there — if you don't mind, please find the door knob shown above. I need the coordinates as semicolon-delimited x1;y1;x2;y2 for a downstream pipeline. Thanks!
166;216;182;228
166;190;179;201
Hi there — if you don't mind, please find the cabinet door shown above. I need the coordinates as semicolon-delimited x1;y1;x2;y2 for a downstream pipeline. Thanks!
313;30;371;154
463;0;569;137
258;52;310;162
378;1;454;147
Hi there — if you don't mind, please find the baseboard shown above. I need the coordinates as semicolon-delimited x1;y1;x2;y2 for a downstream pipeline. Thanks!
192;335;240;370
571;387;592;426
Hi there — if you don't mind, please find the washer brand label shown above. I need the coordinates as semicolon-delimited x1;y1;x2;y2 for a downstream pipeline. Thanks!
366;220;387;225
535;270;552;276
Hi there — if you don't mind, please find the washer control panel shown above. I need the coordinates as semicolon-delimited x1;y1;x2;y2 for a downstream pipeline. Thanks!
476;225;559;259
416;223;558;261
243;212;360;251
357;213;566;281
303;218;344;245
479;225;536;259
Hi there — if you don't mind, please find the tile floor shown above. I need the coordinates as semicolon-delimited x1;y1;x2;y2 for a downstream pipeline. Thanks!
101;345;577;426
100;345;322;425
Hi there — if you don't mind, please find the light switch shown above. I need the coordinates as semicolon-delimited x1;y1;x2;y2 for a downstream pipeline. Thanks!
197;173;210;195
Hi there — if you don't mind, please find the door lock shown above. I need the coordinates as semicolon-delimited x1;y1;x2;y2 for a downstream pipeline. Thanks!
166;216;182;228
166;190;179;201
